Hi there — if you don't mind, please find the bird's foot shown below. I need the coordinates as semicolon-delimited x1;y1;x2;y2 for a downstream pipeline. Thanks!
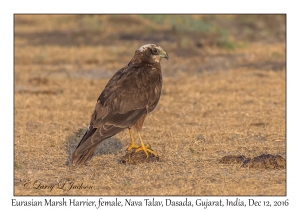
127;142;140;151
135;144;157;158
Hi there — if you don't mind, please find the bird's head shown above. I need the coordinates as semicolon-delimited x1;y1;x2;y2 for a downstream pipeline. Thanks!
138;44;169;63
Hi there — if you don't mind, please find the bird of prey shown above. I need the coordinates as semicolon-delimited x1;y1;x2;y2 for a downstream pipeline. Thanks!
71;44;168;165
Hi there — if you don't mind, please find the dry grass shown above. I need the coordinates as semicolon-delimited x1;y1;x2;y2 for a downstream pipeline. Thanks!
14;14;286;196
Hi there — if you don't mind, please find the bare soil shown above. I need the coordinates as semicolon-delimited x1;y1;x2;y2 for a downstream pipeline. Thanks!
220;154;286;169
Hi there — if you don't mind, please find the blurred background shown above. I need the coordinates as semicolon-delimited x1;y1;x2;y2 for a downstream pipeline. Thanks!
14;14;286;79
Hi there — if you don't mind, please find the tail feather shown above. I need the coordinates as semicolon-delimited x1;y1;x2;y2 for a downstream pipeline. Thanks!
71;123;125;166
71;126;100;166
76;127;97;149
71;144;98;166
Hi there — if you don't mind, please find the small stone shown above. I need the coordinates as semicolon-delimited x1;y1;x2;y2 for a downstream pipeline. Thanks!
220;155;248;164
241;154;286;169
197;134;206;142
120;147;159;165
221;154;286;169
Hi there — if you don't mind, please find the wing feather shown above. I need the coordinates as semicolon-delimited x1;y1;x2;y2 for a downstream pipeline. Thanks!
71;59;162;165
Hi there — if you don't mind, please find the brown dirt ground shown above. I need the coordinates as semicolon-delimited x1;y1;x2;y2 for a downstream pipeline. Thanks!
220;154;286;169
14;15;286;196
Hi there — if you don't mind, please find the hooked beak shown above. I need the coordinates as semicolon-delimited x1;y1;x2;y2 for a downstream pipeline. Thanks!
160;51;169;60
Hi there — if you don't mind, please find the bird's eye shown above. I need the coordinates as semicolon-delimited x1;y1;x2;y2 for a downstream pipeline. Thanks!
152;49;158;54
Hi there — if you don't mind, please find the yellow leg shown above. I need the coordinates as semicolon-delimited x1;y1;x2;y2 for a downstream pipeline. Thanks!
135;132;157;157
127;128;139;151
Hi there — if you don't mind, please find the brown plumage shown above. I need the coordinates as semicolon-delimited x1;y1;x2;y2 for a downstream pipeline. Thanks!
71;44;168;165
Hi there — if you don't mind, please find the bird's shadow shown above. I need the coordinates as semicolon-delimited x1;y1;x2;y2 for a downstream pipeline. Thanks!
65;127;124;165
